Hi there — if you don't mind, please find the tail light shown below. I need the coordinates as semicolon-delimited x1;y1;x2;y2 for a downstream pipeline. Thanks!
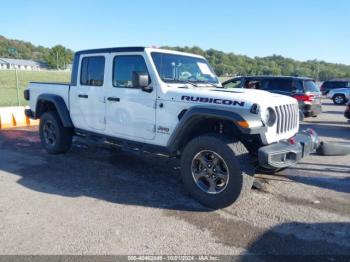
293;94;315;103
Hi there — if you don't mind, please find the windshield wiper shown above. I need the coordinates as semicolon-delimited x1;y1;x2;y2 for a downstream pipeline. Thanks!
179;80;198;87
194;81;221;88
163;78;198;87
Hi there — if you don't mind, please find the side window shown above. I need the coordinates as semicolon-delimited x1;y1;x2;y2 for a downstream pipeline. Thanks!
113;55;149;88
80;56;105;86
223;79;241;88
243;80;263;89
294;80;304;92
334;82;347;88
265;79;293;92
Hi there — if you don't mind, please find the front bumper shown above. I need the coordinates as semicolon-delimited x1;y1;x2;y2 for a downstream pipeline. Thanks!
258;129;320;169
302;104;322;117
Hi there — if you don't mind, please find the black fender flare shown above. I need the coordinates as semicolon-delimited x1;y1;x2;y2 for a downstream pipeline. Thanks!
35;94;73;128
166;106;266;153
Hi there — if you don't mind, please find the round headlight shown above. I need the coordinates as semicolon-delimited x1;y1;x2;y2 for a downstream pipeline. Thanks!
261;107;276;127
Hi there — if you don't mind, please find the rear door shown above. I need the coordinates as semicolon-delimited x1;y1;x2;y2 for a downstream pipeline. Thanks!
263;78;294;96
69;55;107;131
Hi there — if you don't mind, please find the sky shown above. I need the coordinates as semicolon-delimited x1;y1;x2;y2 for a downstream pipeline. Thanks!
0;0;349;64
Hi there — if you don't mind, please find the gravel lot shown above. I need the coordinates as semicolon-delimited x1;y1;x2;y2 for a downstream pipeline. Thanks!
0;100;349;258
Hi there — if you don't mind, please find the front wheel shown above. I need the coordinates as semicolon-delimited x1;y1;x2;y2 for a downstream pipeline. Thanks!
39;111;73;154
180;135;254;209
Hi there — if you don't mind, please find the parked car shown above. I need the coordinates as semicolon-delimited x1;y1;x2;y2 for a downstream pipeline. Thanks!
326;86;350;105
320;80;350;95
345;101;350;120
24;47;321;209
222;76;322;120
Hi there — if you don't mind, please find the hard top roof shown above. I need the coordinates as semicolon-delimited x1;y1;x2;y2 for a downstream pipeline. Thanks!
324;78;350;82
75;47;146;55
235;75;314;80
74;47;204;59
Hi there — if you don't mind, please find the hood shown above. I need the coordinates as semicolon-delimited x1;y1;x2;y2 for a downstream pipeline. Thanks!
162;87;297;108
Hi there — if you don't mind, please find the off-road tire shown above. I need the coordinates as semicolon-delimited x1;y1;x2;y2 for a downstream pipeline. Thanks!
180;134;254;209
39;111;73;154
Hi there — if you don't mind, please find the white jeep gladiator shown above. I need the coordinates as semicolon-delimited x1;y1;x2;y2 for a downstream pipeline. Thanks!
24;47;320;208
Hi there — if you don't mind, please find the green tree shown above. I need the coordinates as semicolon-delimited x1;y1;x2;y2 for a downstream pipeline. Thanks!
45;45;74;70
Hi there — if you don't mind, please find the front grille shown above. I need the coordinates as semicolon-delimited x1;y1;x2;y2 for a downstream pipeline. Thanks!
275;104;299;134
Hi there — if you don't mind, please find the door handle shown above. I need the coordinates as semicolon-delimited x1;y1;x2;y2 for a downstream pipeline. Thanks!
107;97;120;102
78;94;88;98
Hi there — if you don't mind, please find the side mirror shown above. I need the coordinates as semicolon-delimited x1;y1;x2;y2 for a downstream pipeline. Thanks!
132;71;152;92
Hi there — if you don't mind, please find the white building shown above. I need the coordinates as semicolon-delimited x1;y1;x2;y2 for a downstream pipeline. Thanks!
0;58;47;70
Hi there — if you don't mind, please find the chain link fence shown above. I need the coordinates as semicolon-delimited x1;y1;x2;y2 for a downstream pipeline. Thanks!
0;70;70;107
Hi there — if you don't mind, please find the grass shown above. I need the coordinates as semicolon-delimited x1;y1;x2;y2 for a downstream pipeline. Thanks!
0;70;70;107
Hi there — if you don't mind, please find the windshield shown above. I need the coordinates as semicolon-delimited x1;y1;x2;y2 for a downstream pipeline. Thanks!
151;52;219;85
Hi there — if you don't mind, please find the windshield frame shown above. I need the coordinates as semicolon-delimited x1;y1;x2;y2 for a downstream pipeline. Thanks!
150;51;220;86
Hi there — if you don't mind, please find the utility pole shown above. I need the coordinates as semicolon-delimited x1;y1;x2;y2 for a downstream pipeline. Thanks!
56;51;59;70
15;69;20;106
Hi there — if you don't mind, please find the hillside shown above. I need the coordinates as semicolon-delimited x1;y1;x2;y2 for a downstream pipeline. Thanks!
0;35;73;69
1;35;350;80
162;46;350;81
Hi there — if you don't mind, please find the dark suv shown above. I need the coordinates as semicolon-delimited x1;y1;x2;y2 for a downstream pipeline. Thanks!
320;80;350;95
222;76;322;119
345;100;350;120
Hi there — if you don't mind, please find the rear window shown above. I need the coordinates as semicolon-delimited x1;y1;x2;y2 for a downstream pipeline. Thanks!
303;80;319;92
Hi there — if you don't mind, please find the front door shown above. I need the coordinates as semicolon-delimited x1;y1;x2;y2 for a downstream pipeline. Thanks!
70;55;107;131
105;54;156;140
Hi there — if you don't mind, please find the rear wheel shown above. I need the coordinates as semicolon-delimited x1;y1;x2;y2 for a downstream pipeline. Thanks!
333;94;346;105
39;111;72;154
180;134;254;209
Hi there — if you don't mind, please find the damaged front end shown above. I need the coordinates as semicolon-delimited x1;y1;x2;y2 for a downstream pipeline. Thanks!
258;129;350;170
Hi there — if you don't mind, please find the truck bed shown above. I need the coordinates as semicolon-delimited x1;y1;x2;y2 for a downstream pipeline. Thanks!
28;82;71;114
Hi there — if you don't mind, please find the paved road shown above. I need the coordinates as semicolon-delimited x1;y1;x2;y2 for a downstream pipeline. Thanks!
0;101;349;258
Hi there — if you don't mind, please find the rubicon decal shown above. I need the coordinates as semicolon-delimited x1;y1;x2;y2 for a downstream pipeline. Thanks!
181;96;245;107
